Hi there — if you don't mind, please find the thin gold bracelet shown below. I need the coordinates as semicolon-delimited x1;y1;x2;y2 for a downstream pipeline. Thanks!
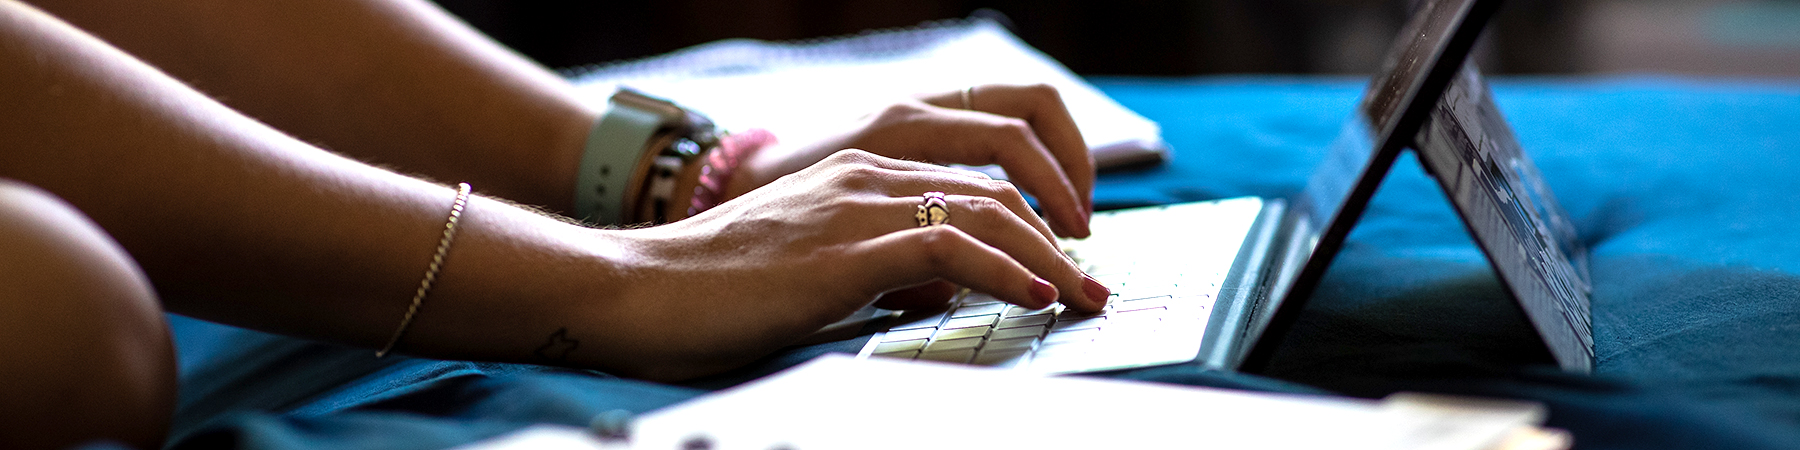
377;182;472;358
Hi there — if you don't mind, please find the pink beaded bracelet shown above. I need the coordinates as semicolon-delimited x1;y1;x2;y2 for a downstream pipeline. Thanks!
688;128;776;217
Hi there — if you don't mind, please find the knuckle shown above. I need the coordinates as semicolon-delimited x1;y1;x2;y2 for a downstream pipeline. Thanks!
1022;82;1062;101
825;148;877;165
829;164;884;190
875;101;926;122
913;226;965;267
965;196;1010;219
992;117;1034;139
986;179;1025;202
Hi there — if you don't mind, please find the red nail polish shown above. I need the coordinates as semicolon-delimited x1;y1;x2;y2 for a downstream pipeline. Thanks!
1081;276;1110;307
1029;278;1058;307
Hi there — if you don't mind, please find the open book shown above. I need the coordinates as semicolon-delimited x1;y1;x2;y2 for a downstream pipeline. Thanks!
566;17;1168;170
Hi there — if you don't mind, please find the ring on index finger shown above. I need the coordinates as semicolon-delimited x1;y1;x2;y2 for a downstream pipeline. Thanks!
915;191;950;227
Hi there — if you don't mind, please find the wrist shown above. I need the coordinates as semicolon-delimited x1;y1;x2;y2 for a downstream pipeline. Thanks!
686;128;777;218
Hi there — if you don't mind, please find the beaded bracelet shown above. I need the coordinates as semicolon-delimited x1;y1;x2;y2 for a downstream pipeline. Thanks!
688;129;776;217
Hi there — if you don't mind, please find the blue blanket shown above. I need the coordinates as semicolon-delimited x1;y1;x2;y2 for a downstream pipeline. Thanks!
162;77;1800;449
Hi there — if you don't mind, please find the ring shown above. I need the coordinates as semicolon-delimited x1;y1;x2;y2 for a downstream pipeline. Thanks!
960;86;975;110
916;191;950;227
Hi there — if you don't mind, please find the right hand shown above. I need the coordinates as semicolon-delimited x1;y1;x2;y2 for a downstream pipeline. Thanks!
607;149;1107;379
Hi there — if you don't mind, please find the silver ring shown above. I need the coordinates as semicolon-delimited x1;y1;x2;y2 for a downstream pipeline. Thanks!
960;86;975;110
916;192;949;227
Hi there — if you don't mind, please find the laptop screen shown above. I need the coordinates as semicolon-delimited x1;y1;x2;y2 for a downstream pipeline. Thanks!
1239;0;1506;371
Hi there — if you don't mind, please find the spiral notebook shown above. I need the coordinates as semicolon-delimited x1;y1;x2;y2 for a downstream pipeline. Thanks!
564;17;1169;170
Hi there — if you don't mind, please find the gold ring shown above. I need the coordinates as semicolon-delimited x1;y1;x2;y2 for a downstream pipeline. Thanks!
916;191;949;227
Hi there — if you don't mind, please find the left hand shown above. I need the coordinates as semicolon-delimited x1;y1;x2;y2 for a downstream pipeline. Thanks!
729;83;1096;238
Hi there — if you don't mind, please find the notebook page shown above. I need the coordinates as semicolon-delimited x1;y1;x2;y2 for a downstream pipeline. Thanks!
568;19;1167;169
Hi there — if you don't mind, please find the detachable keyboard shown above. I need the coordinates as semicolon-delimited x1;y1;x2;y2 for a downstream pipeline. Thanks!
855;198;1266;374
853;199;1267;372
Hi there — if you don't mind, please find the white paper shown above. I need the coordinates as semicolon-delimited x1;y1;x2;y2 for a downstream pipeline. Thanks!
569;19;1167;169
630;355;1544;450
453;355;1556;450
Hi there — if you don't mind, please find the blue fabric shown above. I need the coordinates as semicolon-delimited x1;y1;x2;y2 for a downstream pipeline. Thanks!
162;76;1800;449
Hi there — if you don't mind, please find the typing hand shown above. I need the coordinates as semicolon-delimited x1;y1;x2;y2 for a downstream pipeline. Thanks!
730;83;1096;239
621;150;1106;379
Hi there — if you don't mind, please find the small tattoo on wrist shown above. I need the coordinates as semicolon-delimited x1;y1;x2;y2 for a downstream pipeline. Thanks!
534;327;581;363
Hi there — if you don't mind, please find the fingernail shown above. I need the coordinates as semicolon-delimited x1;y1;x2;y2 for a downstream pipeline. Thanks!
1029;277;1059;307
1081;275;1110;308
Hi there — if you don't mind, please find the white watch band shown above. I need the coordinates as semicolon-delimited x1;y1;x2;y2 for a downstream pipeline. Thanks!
572;92;666;225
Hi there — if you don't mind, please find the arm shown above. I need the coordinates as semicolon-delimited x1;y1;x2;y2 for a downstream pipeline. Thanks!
0;1;1104;380
23;0;1097;237
23;0;595;211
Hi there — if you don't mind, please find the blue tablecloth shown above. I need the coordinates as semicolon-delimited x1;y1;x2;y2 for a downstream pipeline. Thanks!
163;77;1800;449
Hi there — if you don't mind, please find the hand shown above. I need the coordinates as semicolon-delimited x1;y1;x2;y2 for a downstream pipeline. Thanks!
730;83;1096;238
609;150;1107;379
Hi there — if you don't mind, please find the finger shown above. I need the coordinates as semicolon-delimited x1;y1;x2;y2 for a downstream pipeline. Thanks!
850;226;1060;309
876;104;1090;238
863;167;1056;244
922;84;1096;219
878;194;1105;311
872;280;959;310
818;148;993;180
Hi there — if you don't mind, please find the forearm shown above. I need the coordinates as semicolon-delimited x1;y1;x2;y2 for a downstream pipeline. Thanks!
25;0;597;212
0;1;635;370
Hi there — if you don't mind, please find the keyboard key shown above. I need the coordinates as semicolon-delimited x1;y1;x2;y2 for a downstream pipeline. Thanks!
1116;304;1173;315
959;293;1004;307
871;349;919;360
918;348;976;364
1055;309;1107;321
991;326;1045;342
951;303;1007;318
1120;295;1173;309
942;314;1000;330
1004;304;1057;318
1110;310;1166;328
997;314;1052;329
984;336;1037;352
972;348;1030;368
1032;342;1088;362
1043;328;1102;345
1121;294;1172;303
880;328;936;343
934;326;991;341
1051;317;1107;332
890;310;948;331
873;339;927;354
924;337;983;352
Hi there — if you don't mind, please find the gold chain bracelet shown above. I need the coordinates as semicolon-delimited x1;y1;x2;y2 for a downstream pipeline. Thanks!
377;182;472;358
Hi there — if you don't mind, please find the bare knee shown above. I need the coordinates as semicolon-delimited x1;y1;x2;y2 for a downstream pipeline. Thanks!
0;180;175;450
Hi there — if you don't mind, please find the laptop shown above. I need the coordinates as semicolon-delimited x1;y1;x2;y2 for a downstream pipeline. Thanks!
853;0;1595;374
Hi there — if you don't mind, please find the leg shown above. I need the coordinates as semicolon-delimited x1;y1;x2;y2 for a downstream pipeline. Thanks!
0;180;176;450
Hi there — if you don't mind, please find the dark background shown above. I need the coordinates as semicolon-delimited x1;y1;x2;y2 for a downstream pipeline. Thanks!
432;0;1578;75
431;0;1800;76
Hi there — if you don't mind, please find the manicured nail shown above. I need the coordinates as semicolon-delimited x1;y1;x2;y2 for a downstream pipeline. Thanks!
1081;275;1111;308
1028;277;1059;307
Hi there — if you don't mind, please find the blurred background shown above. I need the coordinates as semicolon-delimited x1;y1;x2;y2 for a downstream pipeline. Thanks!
433;0;1800;77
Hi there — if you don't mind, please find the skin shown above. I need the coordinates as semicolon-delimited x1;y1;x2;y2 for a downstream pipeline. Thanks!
0;0;1107;448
